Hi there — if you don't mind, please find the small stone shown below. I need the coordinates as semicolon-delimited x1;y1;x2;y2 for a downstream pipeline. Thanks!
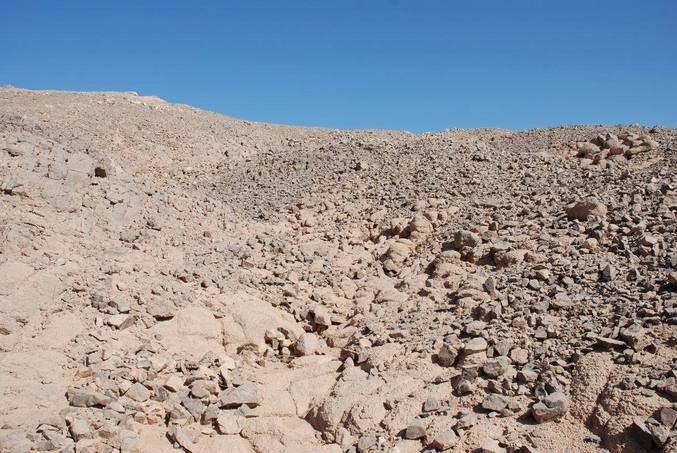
455;412;477;429
464;337;488;354
219;382;262;408
493;340;513;357
146;299;175;319
109;295;130;313
181;397;205;421
659;407;677;427
437;343;458;367
42;431;69;450
190;381;210;399
357;435;377;453
67;388;111;407
510;348;529;365
164;375;184;392
576;142;601;158
465;320;487;336
481;438;506;453
5;143;32;157
453;230;482;249
68;418;91;442
585;434;602;444
495;249;528;267
215;412;243;435
456;379;475;395
619;323;644;346
202;404;219;425
168;425;195;452
423;397;441;412
531;392;568;423
119;229;141;243
219;355;237;370
482;394;509;412
313;305;332;327
294;332;320;356
97;420;119;439
566;199;607;220
106;314;134;330
404;419;427;439
596;336;626;349
599;264;617;282
73;439;105;453
618;376;637;391
483;356;510;378
431;429;459;450
125;383;150;402
668;272;677;286
517;369;538;383
108;401;125;413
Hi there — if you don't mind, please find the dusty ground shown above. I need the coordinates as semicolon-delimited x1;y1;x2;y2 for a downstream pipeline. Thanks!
0;87;675;453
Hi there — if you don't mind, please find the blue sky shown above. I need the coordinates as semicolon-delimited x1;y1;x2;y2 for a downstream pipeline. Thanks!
2;1;676;132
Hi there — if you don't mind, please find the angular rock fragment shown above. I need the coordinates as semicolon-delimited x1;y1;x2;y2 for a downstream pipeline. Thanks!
566;199;607;220
531;392;568;423
294;332;320;356
404;419;426;440
219;382;262;409
430;429;459;450
125;382;151;402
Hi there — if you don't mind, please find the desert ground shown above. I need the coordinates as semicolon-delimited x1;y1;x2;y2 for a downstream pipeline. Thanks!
0;87;675;452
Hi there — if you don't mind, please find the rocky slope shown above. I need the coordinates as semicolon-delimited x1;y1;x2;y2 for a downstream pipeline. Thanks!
0;87;675;453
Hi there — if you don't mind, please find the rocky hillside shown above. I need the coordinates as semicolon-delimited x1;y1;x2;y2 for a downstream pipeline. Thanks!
0;87;675;453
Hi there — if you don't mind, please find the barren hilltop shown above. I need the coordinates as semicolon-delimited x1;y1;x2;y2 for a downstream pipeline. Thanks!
0;87;675;453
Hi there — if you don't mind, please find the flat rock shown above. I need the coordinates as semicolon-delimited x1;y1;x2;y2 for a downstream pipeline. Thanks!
219;382;263;409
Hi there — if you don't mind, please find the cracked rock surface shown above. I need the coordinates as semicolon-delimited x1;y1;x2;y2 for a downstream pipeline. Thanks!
0;87;675;452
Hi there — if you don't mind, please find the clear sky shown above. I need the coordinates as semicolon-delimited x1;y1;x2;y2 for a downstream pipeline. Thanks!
2;1;676;132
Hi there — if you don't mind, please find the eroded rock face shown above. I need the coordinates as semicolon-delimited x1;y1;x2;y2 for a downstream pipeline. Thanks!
0;88;675;452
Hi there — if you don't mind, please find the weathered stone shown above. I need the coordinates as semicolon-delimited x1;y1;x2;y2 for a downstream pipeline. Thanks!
431;429;459;450
125;383;150;402
566;199;607;220
181;397;205;420
219;382;262;409
596;336;626;349
510;348;529;365
357;435;377;453
576;142;601;158
453;230;482;249
216;412;243;435
532;392;568;423
483;356;510;378
106;314;134;330
481;438;507;453
437;343;458;367
68;418;91;442
464;337;488;354
67;388;112;407
164;375;184;392
482;394;509;412
313;305;332;327
599;264;617;282
423;397;441;412
168;425;196;452
404;419;426;439
294;332;320;356
146;299;175;319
